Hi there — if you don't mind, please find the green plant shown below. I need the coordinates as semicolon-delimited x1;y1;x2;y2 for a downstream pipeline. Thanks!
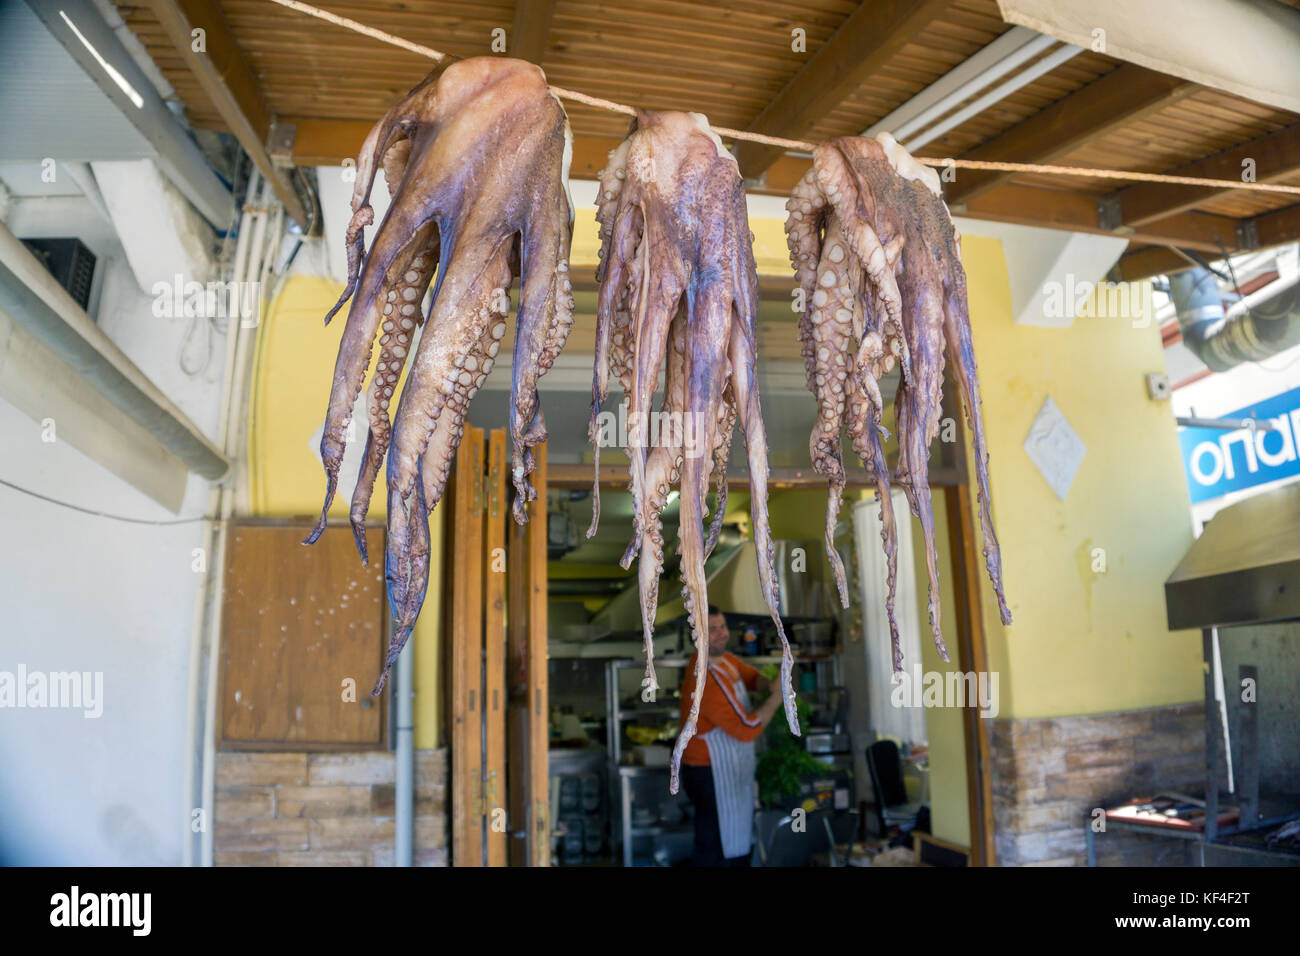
755;695;822;807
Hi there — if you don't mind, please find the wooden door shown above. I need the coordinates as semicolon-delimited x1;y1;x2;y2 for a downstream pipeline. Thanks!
447;429;547;866
508;443;549;867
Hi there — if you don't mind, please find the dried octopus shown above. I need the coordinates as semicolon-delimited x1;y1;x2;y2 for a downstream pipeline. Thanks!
786;132;1012;673
305;58;576;694
586;111;799;793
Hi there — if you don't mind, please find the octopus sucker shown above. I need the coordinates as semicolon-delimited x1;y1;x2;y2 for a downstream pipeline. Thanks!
588;110;799;793
348;221;440;564
305;58;575;696
786;133;1010;672
703;382;736;558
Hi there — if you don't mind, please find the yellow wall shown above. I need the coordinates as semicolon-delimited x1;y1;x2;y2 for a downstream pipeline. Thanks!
912;488;970;848
248;277;443;747
960;235;1202;718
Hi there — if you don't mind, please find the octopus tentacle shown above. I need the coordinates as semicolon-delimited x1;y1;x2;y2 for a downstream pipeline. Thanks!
380;233;516;694
587;195;643;538
803;218;857;608
728;302;799;737
629;300;689;697
510;180;576;524
305;188;438;547
348;222;440;563
703;382;735;558
942;255;1012;625
669;280;730;794
814;144;913;390
323;67;444;325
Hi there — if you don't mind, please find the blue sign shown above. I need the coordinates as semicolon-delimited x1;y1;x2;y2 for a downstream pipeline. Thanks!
1179;385;1300;503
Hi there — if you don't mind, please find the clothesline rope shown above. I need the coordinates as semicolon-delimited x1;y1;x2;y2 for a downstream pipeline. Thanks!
266;0;1300;198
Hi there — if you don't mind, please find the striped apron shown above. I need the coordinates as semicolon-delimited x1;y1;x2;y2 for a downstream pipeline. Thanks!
702;664;756;859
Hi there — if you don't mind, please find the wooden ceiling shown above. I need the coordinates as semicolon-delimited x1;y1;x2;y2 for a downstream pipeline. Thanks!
120;0;1300;280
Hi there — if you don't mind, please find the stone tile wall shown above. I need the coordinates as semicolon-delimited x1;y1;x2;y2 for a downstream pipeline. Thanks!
990;704;1220;866
213;749;448;866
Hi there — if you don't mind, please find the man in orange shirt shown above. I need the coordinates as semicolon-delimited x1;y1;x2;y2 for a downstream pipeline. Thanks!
679;605;784;866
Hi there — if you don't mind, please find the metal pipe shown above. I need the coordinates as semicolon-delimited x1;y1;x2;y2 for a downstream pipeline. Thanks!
1175;415;1275;432
395;643;414;866
197;170;265;867
891;33;1059;142
1171;267;1300;372
903;43;1084;151
867;26;1048;139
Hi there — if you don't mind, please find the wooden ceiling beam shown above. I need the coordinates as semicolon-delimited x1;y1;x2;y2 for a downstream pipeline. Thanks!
734;0;950;180
1253;201;1300;249
1114;123;1300;226
509;0;557;64
945;65;1197;206
145;0;308;228
963;184;1240;253
1110;246;1199;282
1111;201;1300;283
290;119;624;176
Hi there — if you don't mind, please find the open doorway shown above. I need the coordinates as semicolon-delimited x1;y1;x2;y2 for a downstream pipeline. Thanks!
539;471;993;866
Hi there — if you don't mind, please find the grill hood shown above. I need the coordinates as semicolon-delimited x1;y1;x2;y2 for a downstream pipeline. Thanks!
1165;482;1300;630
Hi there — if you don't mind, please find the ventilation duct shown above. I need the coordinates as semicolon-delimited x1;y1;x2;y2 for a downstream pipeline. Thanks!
1170;267;1300;372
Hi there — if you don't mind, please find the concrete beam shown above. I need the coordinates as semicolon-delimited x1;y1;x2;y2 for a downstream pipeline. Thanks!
998;0;1300;114
24;0;234;229
0;219;228;482
92;159;216;293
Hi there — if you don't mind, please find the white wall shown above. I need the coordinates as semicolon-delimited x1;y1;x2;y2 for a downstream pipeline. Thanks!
0;167;223;864
0;402;211;864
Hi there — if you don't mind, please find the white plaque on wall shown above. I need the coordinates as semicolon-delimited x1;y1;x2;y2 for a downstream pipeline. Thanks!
1023;396;1086;501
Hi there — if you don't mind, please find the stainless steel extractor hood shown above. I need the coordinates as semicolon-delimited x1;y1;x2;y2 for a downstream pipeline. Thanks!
591;537;836;634
1165;482;1300;630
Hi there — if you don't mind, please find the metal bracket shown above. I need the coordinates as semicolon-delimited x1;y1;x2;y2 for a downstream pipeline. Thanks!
1236;218;1260;252
488;459;501;518
1096;195;1125;232
472;464;485;515
267;119;297;169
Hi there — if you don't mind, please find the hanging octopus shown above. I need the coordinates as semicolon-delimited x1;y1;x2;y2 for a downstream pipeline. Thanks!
304;57;576;695
786;132;1011;673
585;110;799;793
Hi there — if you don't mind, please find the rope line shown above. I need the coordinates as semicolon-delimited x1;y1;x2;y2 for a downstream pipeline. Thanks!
266;0;1300;198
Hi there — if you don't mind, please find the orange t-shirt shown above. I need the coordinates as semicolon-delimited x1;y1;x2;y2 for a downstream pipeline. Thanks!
678;651;764;766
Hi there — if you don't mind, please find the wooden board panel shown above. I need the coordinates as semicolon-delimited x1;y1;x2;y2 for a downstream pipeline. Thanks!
219;522;387;749
504;442;552;866
526;443;550;867
484;428;508;865
507;491;529;866
450;427;486;866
